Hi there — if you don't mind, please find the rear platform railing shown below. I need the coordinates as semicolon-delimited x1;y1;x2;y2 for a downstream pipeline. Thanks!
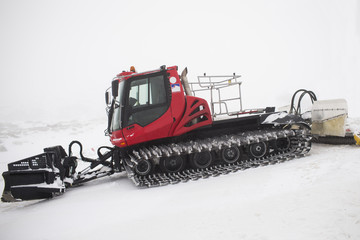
187;74;243;119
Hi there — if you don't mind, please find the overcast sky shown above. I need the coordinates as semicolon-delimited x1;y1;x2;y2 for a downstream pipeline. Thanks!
0;0;359;122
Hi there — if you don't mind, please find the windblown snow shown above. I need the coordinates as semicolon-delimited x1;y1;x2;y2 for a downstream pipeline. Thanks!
0;118;359;240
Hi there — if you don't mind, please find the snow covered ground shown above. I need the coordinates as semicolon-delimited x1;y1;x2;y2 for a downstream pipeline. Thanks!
0;119;359;240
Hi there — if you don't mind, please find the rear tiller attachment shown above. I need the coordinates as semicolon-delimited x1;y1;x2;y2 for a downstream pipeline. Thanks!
1;142;117;202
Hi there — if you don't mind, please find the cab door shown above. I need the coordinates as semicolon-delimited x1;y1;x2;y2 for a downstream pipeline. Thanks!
122;72;173;146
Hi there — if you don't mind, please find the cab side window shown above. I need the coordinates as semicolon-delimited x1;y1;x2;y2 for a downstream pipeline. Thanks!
125;74;169;127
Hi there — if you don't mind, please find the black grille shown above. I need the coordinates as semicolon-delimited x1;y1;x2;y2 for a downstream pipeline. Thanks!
8;153;49;171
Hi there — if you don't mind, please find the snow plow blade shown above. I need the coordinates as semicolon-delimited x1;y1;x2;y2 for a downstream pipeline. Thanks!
2;171;64;202
311;99;348;137
2;141;116;202
1;146;69;202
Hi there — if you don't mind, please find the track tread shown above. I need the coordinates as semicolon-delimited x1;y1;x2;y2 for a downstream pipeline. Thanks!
124;129;312;187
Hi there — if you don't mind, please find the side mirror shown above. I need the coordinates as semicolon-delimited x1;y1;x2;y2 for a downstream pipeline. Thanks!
112;80;119;98
105;91;110;105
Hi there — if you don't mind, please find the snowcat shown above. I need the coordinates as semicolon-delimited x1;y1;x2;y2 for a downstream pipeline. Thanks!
1;65;312;202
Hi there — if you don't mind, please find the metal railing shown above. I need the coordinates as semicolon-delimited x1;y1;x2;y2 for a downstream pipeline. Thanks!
187;73;243;119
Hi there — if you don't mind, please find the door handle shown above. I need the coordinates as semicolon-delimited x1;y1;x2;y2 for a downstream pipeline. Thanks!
126;125;135;130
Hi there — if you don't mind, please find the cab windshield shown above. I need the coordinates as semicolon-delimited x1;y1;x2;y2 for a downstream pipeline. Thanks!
110;80;125;132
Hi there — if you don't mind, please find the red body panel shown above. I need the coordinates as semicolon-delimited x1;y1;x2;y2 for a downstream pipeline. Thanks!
111;128;127;147
172;96;212;136
110;66;213;148
121;109;174;146
167;68;186;134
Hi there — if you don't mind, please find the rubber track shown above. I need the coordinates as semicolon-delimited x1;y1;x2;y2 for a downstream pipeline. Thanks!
123;129;312;187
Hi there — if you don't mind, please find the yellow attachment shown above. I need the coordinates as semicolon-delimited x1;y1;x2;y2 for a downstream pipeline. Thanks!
354;133;360;146
130;66;136;72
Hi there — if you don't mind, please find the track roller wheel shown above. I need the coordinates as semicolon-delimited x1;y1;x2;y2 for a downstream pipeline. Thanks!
135;159;153;176
160;156;185;173
190;151;213;169
248;142;268;158
221;146;241;164
275;137;291;152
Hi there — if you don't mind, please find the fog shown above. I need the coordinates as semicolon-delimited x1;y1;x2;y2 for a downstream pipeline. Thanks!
1;0;359;122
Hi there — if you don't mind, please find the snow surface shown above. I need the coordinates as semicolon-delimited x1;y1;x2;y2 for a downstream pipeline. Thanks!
0;119;360;240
